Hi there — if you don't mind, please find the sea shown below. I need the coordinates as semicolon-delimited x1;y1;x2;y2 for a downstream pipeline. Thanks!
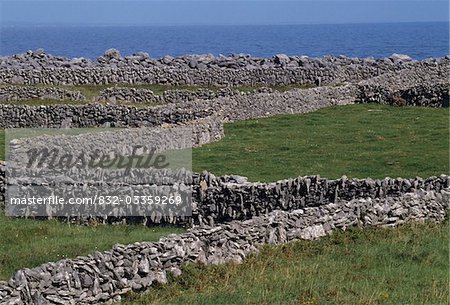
0;22;448;60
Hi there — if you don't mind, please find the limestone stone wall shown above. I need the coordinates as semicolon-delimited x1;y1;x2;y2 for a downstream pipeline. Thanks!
0;85;357;129
1;56;447;129
0;85;86;102
356;58;449;107
0;158;448;226
0;49;433;86
357;83;449;107
0;81;446;129
5;115;223;159
96;87;244;104
0;103;214;128
0;188;447;305
190;173;449;226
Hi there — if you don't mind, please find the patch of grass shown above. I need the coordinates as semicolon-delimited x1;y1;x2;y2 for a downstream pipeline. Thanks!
0;213;184;280
0;83;317;105
193;104;449;181
123;220;449;305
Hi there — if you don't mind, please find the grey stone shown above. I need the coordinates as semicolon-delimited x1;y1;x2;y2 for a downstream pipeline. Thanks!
104;48;121;60
188;59;198;68
274;54;290;64
33;48;45;57
162;55;174;64
133;52;150;60
389;53;413;63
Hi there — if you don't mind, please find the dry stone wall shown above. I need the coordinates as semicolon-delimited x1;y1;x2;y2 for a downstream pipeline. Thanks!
357;83;449;107
358;57;447;92
0;55;448;224
0;56;447;129
356;58;449;107
190;172;449;226
0;85;86;102
0;188;448;305
96;87;245;104
0;158;448;226
0;103;215;128
0;85;357;129
207;85;358;121
397;83;449;107
0;49;432;86
6;115;223;158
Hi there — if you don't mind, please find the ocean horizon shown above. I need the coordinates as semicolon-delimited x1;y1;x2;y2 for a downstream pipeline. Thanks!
1;22;448;60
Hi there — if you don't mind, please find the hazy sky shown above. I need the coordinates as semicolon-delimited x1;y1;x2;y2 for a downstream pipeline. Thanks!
0;0;448;26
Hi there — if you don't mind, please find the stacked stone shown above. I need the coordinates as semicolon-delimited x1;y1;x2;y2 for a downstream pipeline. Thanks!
0;48;429;86
356;58;449;106
357;83;449;107
0;103;215;128
1;80;447;129
96;87;158;104
0;189;448;305
0;85;357;128
0;157;447;226
397;83;449;107
95;87;242;104
205;84;358;121
0;85;86;102
159;87;242;103
190;173;450;226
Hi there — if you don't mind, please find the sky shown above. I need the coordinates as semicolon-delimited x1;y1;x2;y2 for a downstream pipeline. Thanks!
0;0;448;26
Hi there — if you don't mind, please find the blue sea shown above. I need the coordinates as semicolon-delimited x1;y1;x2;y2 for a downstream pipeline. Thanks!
0;22;448;59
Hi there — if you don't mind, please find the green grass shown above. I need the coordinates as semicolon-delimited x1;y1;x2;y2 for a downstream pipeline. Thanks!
123;220;449;305
0;103;448;304
0;213;184;280
193;104;449;181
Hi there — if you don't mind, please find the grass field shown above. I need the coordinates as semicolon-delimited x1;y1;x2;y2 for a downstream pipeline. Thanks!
193;104;449;181
0;104;448;304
